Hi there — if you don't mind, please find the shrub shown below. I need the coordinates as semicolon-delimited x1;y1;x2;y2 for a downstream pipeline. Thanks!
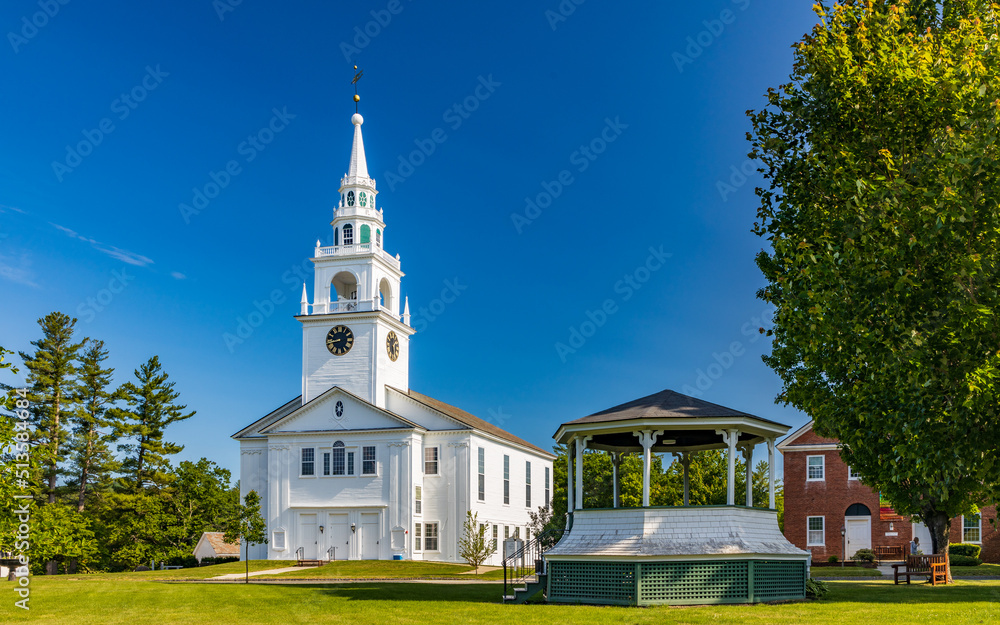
950;554;983;567
853;548;876;563
806;578;829;600
827;555;839;563
199;556;239;566
949;543;982;559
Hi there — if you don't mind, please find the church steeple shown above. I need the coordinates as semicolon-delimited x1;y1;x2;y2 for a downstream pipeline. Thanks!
347;113;369;179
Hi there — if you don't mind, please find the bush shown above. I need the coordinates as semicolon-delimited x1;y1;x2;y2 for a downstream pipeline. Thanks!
950;543;982;559
853;548;876;563
806;578;829;600
950;554;983;567
199;556;239;566
166;555;199;569
827;555;839;563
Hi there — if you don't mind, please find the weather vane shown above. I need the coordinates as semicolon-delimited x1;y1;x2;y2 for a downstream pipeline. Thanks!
352;65;363;113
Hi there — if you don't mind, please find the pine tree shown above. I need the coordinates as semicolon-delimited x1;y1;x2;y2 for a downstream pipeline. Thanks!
112;356;195;490
18;312;84;503
66;340;119;512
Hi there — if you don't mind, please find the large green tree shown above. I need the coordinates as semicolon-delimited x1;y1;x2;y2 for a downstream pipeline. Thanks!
19;312;84;503
66;340;119;512
748;0;1000;565
112;356;195;490
169;458;239;546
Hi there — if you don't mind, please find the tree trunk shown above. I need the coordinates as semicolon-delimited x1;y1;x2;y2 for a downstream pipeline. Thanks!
48;390;61;504
45;560;58;575
925;510;953;583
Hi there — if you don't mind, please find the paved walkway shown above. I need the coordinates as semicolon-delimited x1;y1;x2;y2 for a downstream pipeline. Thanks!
198;577;504;584
210;565;318;580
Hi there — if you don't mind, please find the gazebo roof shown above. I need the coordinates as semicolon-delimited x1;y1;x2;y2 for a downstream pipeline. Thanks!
553;389;790;453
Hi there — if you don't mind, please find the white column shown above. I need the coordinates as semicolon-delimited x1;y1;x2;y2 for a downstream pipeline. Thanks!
767;437;776;509
611;452;620;508
681;452;691;506
742;444;753;507
566;437;574;513
574;436;591;510
635;430;663;508
717;429;739;506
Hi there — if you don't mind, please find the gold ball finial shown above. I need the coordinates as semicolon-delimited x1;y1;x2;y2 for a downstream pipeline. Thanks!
354;94;360;103
354;65;358;70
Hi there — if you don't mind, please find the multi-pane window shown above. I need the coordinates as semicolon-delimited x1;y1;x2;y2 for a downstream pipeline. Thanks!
544;467;550;507
807;516;825;546
525;461;532;508
503;454;510;505
362;446;376;475
376;229;381;247
424;523;439;551
347;451;355;475
492;525;498;550
346;191;355;206
415;486;422;515
343;223;354;245
322;452;331;476
414;523;422;551
504;525;509;539
424;447;439;475
848;465;860;480
807;456;825;481
478;447;485;502
333;441;346;475
301;448;315;476
514;527;520;539
964;514;982;543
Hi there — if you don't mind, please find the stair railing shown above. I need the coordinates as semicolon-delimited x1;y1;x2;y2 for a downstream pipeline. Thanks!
502;527;564;603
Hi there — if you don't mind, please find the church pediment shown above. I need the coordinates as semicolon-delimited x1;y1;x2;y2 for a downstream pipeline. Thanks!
262;386;420;434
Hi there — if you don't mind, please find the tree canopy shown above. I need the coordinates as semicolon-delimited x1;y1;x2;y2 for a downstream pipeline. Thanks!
748;0;1000;557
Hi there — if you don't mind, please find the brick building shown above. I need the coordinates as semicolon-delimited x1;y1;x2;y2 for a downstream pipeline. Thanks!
779;422;997;563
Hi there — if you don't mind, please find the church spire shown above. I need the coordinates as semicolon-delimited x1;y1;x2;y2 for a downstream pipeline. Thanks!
347;113;369;179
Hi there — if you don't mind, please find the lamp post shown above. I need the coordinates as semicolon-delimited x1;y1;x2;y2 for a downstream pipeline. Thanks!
841;526;847;563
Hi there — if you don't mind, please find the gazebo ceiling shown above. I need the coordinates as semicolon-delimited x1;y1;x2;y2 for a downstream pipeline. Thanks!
553;388;791;450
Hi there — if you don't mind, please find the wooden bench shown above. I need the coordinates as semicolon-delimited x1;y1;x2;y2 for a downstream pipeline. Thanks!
874;545;904;563
892;554;947;585
296;559;323;567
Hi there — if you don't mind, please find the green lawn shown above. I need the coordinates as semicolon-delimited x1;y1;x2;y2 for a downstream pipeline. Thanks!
810;567;881;577
951;563;1000;577
256;559;504;580
69;560;299;581
2;578;998;624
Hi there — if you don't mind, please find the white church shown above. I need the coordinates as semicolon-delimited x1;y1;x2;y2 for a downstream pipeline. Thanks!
233;107;554;564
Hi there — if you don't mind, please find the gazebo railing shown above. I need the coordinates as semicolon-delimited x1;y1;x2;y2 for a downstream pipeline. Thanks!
502;528;563;603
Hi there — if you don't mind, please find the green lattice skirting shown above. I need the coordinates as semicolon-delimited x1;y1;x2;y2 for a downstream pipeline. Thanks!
546;559;807;606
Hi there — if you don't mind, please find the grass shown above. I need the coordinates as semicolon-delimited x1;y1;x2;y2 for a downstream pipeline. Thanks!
257;560;506;580
67;560;299;581
950;563;1000;577
1;578;998;624
810;567;881;577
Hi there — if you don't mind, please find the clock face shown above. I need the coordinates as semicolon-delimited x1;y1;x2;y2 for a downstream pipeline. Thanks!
326;325;354;356
386;331;400;362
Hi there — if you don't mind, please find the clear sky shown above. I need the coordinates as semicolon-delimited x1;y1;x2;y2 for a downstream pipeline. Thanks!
1;0;821;478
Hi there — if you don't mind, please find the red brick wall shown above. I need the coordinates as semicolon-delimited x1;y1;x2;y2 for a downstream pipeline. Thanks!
782;433;997;563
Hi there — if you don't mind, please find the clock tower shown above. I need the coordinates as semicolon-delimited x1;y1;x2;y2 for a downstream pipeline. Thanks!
297;110;414;407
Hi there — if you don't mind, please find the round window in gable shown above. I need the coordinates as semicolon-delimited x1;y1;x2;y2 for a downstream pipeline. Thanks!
335;400;344;418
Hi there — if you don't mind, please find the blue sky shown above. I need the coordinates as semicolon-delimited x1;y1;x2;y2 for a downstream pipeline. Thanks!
0;0;820;478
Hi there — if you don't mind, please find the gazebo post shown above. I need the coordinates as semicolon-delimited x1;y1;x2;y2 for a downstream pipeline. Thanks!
574;436;591;510
767;437;776;509
566;436;574;513
742;444;753;507
717;429;739;505
680;452;691;506
635;429;663;507
612;452;620;508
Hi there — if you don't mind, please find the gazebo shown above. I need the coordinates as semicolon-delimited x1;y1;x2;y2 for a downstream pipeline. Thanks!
541;389;810;606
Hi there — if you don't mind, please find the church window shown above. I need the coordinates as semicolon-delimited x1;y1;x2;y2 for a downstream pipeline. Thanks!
359;191;367;207
360;224;371;244
477;447;485;502
514;527;520;539
347;451;355;475
503;454;510;505
415;486;422;514
334;227;339;246
504;525;509;539
322;452;330;476
343;224;354;245
807;516;825;546
414;523;422;551
362;446;376;475
424;523;439;551
333;441;346;475
492;525;498;550
301;448;315;476
424;447;439;475
807;455;825;481
376;229;381;247
347;191;355;206
525;461;532;508
545;467;550;507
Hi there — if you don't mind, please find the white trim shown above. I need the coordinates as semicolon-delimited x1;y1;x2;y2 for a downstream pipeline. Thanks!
807;515;825;546
844;516;872;558
780;443;840;452
555;416;789;447
848;465;861;481
806;455;826;481
299;446;317;478
776;420;814;450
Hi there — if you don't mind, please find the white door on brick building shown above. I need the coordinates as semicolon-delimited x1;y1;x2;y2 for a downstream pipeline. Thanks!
845;517;871;558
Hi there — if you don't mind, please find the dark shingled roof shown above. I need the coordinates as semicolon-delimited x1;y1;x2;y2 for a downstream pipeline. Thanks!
395;388;554;457
564;389;782;427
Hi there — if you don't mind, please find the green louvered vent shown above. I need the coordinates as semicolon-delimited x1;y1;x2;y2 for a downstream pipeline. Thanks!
547;562;635;604
637;561;749;605
752;560;807;602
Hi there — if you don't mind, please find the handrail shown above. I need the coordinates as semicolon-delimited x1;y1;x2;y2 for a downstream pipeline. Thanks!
502;527;564;602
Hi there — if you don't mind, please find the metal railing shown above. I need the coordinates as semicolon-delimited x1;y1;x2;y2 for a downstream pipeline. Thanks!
502;527;563;602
